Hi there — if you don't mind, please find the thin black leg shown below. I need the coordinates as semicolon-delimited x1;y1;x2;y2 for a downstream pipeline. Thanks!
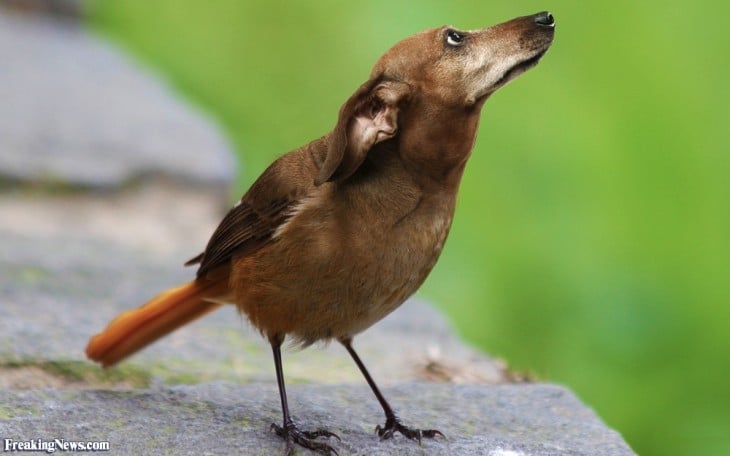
269;335;340;455
272;335;293;428
340;338;444;442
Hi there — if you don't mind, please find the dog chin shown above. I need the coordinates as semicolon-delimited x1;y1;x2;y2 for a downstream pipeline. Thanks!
473;49;548;102
499;49;548;85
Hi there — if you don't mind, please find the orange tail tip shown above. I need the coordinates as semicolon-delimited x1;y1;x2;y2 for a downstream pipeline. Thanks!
85;279;227;368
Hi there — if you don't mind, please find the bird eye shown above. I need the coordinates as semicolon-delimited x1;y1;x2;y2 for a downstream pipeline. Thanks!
445;29;465;47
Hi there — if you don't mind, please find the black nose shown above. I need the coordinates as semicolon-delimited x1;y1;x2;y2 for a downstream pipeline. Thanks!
534;11;555;28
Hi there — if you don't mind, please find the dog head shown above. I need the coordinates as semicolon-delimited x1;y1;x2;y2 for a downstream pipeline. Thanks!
317;12;555;186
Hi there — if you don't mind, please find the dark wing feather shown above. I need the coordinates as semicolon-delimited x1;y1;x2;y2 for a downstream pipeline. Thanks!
185;144;323;278
186;196;293;278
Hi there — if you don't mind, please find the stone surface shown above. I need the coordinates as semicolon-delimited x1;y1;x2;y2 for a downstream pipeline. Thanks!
0;10;234;189
0;0;85;20
0;382;634;456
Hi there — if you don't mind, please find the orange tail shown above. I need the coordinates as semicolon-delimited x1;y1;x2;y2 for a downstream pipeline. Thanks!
86;279;229;367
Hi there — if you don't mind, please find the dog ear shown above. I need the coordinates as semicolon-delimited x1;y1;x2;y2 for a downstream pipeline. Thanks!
315;77;410;185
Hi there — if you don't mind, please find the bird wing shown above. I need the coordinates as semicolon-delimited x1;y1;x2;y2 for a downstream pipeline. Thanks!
185;156;308;279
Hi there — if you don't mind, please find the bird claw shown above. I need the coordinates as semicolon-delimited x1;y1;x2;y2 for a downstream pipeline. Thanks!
271;421;340;455
375;416;445;443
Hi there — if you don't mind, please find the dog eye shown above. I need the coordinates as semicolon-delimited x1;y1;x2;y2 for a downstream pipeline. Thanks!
445;30;465;47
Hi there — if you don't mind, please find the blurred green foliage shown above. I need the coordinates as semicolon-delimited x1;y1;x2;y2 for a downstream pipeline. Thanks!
89;1;730;454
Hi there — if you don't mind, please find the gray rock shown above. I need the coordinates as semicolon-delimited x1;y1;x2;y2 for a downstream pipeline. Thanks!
0;11;235;189
0;382;634;455
0;0;85;20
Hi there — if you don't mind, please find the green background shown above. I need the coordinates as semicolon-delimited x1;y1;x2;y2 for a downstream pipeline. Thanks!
88;1;730;454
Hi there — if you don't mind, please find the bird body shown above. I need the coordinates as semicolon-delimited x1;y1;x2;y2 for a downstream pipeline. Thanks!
231;142;456;346
86;12;555;454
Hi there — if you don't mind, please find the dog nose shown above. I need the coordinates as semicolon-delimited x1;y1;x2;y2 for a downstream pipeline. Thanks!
534;11;555;28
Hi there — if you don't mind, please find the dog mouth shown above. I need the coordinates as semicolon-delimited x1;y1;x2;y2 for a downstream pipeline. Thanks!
494;48;548;89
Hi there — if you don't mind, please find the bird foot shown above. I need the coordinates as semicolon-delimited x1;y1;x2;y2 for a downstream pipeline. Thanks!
271;421;341;455
375;416;445;443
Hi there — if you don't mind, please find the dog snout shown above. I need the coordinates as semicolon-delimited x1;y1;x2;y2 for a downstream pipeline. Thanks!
533;11;555;28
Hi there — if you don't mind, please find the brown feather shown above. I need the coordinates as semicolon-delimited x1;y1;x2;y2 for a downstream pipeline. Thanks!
85;278;229;367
